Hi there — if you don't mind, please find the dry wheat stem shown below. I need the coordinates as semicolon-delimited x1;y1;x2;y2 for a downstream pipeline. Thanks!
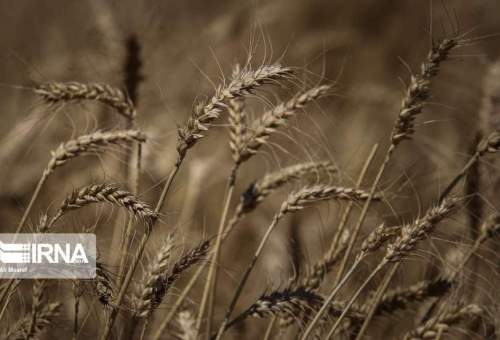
335;36;458;294
304;198;457;339
200;84;331;333
214;185;375;340
354;262;400;340
422;213;500;331
263;316;278;340
439;131;500;202
153;161;337;338
101;174;173;340
328;144;379;271
196;166;237;340
402;304;483;340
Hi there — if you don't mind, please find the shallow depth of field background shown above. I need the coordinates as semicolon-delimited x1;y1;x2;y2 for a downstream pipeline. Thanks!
1;1;500;339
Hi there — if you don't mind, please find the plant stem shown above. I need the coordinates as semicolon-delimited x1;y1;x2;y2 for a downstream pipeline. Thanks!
323;261;387;340
300;256;364;340
328;144;378;262
213;213;282;340
354;262;400;340
152;209;245;340
439;152;480;203
334;146;393;286
263;316;277;340
16;170;49;234
195;166;238;339
100;160;180;340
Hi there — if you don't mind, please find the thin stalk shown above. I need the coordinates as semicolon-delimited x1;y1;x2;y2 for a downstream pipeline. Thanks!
439;152;480;203
152;263;205;340
299;256;365;340
152;206;245;340
323;261;387;340
195;166;238;339
424;232;488;329
73;283;80;340
354;262;400;340
434;325;445;340
100;161;179;340
328;144;379;261
139;318;149;340
214;214;282;340
334;145;394;285
263;316;277;340
16;171;49;233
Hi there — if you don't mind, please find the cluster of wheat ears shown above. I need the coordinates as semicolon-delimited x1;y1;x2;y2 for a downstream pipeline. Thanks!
2;29;500;340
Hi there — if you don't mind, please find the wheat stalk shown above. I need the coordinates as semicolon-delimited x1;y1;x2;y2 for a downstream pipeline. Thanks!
197;81;330;336
302;198;458;340
214;184;377;340
402;304;483;340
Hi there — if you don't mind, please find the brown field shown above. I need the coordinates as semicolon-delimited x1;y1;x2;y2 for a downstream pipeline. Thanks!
1;1;500;339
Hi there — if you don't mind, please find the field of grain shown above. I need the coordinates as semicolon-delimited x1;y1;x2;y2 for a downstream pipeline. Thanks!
1;1;500;339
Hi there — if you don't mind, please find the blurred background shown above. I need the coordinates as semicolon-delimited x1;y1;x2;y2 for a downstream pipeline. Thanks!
1;0;500;338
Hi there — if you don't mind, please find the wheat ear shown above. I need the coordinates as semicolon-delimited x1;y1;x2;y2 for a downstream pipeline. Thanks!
225;286;324;331
134;234;174;317
134;240;209;339
233;85;330;165
35;82;136;120
16;129;145;234
176;64;292;165
49;183;156;228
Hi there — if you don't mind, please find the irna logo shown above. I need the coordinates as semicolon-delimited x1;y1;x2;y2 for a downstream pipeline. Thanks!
0;234;96;279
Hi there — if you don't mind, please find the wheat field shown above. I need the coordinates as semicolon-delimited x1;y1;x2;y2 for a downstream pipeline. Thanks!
1;1;500;339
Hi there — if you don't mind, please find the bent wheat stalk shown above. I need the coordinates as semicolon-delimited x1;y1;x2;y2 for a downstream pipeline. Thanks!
151;160;336;340
214;185;378;340
198;84;330;336
317;198;458;340
16;129;145;233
